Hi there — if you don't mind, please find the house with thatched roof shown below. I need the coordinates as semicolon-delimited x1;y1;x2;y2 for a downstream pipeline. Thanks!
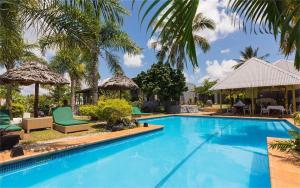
211;58;300;114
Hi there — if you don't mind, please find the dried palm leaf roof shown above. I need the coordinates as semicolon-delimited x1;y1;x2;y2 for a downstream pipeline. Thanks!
100;73;139;90
0;61;69;85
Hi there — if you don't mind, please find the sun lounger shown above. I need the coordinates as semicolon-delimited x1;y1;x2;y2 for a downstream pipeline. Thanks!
52;107;89;133
0;110;24;139
132;107;151;116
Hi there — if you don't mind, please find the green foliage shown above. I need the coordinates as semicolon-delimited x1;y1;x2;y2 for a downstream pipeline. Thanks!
292;112;300;124
137;0;200;68
196;79;217;96
79;105;98;119
229;0;300;69
99;98;132;124
11;103;25;117
134;62;187;102
269;130;300;153
233;46;270;69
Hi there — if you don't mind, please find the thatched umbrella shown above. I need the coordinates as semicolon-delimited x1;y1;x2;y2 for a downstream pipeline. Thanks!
0;61;69;117
100;72;139;98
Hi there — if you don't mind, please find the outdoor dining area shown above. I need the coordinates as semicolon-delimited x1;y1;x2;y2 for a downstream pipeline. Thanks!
211;58;300;117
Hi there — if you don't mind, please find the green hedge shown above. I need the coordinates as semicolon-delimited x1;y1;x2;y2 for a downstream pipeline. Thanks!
79;98;132;123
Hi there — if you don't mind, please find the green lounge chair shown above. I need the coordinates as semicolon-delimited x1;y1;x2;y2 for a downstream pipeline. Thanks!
132;107;151;116
52;107;89;133
0;109;10;123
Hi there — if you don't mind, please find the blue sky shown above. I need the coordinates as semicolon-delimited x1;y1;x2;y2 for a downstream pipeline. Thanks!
1;0;293;95
106;0;292;86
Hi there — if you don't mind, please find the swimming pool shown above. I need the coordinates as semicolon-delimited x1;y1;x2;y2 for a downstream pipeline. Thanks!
0;116;297;187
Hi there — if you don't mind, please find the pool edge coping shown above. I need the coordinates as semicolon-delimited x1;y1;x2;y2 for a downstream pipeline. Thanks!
267;137;300;188
0;125;163;167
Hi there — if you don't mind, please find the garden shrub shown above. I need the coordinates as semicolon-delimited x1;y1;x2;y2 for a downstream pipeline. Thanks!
99;98;132;124
12;103;25;117
79;105;98;119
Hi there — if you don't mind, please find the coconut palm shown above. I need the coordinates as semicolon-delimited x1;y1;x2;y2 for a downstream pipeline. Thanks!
269;130;300;154
229;0;300;69
152;13;215;70
76;2;140;104
136;0;200;68
50;49;86;110
233;46;270;69
0;1;46;118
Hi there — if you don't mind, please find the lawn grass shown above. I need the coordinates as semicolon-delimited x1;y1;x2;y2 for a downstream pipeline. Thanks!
21;122;107;144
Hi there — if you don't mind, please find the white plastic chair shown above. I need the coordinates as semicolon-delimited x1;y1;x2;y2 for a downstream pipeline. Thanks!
260;104;269;116
243;104;251;115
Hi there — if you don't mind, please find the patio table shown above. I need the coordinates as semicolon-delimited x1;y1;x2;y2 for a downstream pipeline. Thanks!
267;105;285;116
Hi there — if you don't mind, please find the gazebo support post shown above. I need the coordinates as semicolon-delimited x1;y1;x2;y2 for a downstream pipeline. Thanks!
219;90;223;111
34;83;39;118
292;86;296;113
284;86;288;111
251;88;255;115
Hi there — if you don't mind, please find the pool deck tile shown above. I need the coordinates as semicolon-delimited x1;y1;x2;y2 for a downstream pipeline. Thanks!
0;125;163;165
267;137;300;188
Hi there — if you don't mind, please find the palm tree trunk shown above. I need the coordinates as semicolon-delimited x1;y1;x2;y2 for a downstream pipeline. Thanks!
70;78;76;111
91;48;99;104
5;84;13;120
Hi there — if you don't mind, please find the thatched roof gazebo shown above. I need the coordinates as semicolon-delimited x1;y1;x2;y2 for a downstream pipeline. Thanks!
0;61;69;117
100;72;139;98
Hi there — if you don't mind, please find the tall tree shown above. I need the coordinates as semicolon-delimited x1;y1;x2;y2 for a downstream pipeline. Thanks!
152;13;215;70
49;49;86;110
77;2;140;104
134;62;187;104
137;0;200;68
0;2;45;118
233;46;269;69
229;0;300;69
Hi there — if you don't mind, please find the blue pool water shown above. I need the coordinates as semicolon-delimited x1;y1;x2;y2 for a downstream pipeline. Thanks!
0;116;297;188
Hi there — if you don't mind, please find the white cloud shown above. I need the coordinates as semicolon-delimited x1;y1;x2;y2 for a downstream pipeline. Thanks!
205;59;238;80
123;53;144;68
99;77;110;86
194;67;201;73
0;66;6;74
195;0;238;42
147;37;162;51
21;85;49;96
220;48;230;54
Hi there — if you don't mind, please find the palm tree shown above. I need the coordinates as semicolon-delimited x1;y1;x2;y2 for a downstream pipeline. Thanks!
152;13;215;70
233;46;270;69
50;49;86;110
0;1;46;118
229;0;300;69
136;0;201;68
77;2;141;104
269;130;300;153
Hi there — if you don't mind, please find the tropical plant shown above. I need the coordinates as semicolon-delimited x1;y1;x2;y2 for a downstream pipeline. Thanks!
134;62;187;104
79;105;99;120
136;0;201;68
152;13;215;70
233;46;270;69
61;1;140;104
229;0;300;69
195;79;217;102
99;98;132;124
269;130;300;154
49;48;86;110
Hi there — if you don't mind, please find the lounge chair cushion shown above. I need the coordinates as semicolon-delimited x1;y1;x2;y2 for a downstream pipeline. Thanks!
0;124;22;132
52;107;88;126
132;107;151;115
56;119;88;126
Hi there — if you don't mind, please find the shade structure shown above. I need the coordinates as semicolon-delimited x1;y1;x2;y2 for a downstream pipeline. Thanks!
100;73;139;98
0;61;69;117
